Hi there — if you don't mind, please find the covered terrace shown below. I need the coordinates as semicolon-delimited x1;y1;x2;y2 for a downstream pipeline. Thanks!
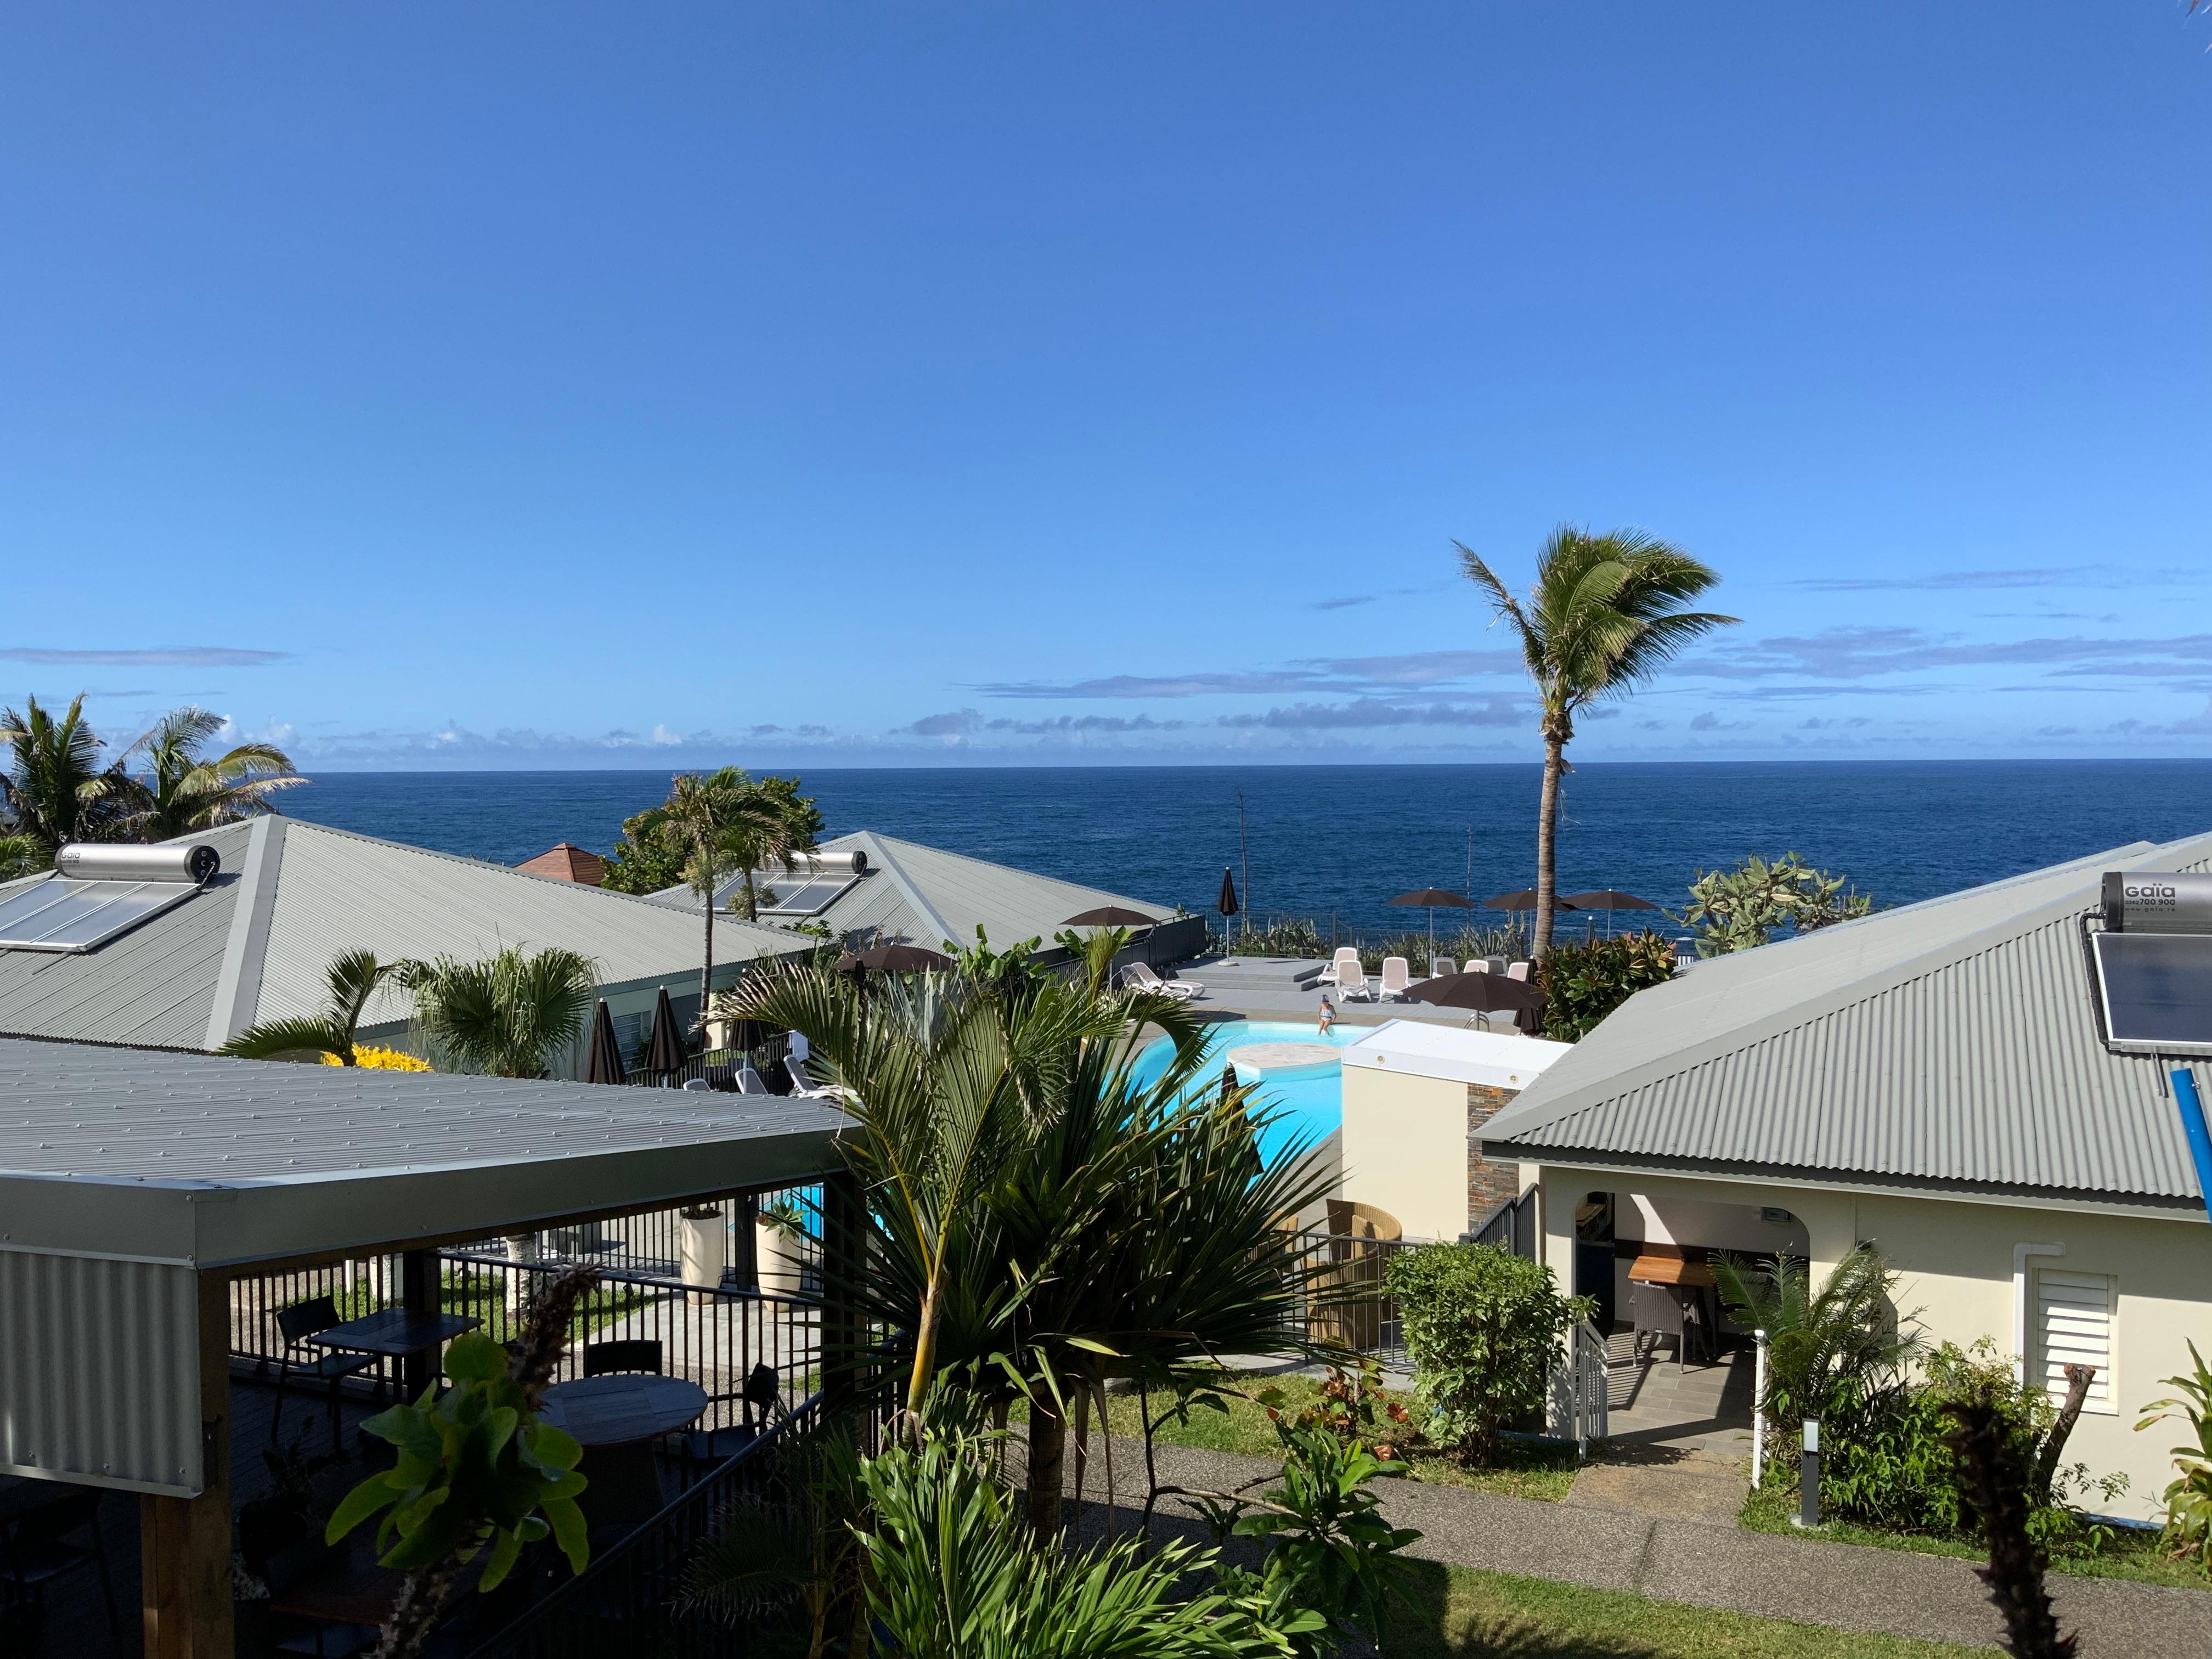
0;1035;851;1658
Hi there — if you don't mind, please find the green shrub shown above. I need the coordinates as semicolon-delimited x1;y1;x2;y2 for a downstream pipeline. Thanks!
1383;1243;1594;1466
1811;1340;2125;1555
1532;931;1677;1040
1679;851;1873;955
2137;1340;2212;1575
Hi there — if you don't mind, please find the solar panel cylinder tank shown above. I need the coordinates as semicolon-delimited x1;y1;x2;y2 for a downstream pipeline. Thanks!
53;841;221;885
2101;872;2212;935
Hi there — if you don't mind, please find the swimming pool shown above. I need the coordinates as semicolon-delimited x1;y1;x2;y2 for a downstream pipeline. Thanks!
1130;1019;1360;1165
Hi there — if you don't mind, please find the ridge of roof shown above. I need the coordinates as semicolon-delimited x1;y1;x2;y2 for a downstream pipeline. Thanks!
844;831;962;948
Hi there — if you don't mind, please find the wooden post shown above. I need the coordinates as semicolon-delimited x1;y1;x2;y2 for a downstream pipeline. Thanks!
140;1270;233;1659
400;1248;437;1401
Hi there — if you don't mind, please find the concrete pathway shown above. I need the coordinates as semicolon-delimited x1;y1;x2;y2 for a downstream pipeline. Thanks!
1116;1436;2211;1657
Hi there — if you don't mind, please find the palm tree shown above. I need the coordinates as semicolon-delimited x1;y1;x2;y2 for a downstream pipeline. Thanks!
1458;526;1737;958
731;956;1336;1533
116;707;302;839
0;693;131;864
402;946;599;1078
219;949;407;1064
657;768;809;1025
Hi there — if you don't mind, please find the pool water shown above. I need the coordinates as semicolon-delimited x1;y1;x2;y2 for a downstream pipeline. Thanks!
1130;1019;1359;1165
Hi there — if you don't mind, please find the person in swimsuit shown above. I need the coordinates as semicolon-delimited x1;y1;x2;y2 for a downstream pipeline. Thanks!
1316;995;1336;1035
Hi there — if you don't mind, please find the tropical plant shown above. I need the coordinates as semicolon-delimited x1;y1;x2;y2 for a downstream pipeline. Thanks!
1457;526;1737;958
1678;851;1873;955
112;706;301;839
1715;1244;1925;1461
727;949;1337;1532
1384;1242;1594;1466
0;833;41;882
2137;1340;2212;1575
1193;1420;1421;1658
1533;930;1677;1040
658;768;819;1025
326;1268;596;1659
1819;1339;2118;1553
0;692;131;860
402;945;599;1078
597;800;687;894
219;949;408;1065
849;1422;1293;1659
1262;1358;1412;1462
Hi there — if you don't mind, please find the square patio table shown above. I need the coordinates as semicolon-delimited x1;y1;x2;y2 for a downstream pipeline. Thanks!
303;1309;482;1413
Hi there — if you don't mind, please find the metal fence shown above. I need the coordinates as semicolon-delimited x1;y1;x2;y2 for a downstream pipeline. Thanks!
1285;1227;1418;1364
1466;1189;1538;1259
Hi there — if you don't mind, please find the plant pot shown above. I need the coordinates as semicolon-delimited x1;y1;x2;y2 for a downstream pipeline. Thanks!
681;1206;728;1300
755;1220;806;1297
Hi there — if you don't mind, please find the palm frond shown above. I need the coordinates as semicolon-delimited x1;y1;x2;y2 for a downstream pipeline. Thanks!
219;1016;354;1063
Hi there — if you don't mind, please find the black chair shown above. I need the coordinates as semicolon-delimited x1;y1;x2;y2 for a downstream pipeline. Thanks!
682;1363;787;1474
0;1488;120;1652
272;1296;380;1448
582;1339;664;1377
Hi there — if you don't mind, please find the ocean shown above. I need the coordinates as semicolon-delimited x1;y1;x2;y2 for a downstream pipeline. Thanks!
277;760;2212;939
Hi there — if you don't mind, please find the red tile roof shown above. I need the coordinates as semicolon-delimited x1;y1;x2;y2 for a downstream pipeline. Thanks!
516;843;606;885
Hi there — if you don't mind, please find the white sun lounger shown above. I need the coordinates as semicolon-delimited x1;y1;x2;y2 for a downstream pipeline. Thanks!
1123;960;1202;1001
1429;957;1457;980
1321;947;1359;989
1379;956;1412;1001
1334;959;1374;1001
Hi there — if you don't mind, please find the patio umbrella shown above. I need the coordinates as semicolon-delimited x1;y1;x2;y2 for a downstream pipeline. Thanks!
644;985;686;1079
1218;867;1239;946
1484;888;1576;955
834;943;953;975
584;998;627;1087
1407;970;1546;1036
1560;889;1660;939
1062;905;1154;928
1386;887;1474;943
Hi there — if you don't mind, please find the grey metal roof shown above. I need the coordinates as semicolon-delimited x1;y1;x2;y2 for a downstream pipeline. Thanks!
0;1035;845;1269
0;817;806;1052
1479;832;2212;1213
650;830;1175;952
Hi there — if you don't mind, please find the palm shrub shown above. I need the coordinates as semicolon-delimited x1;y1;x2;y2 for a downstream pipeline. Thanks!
1678;851;1873;956
1383;1242;1594;1465
1458;526;1737;958
2137;1340;2212;1575
727;952;1338;1533
1715;1244;1925;1468
851;1423;1291;1659
402;946;598;1078
221;949;409;1065
1533;930;1677;1040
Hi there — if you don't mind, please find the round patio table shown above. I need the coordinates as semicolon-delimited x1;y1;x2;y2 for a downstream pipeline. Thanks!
539;1375;708;1447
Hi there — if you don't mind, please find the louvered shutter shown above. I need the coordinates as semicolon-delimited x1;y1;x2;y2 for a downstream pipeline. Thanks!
2036;1269;2114;1414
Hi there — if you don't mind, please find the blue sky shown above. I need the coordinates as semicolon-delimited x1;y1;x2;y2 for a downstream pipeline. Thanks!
3;4;2207;769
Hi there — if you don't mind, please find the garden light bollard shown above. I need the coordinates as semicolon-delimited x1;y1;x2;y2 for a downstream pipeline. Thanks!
1750;1328;1768;1489
1795;1418;1821;1528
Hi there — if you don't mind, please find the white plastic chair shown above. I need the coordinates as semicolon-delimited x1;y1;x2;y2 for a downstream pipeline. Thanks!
1470;958;1492;974
1429;957;1457;980
1322;946;1359;989
1506;961;1532;982
1379;957;1412;1001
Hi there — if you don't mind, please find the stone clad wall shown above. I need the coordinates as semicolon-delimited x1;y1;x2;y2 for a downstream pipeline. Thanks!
1466;1084;1522;1229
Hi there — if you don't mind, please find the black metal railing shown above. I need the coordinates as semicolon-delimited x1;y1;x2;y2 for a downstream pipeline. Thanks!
1283;1227;1418;1364
1466;1189;1538;1260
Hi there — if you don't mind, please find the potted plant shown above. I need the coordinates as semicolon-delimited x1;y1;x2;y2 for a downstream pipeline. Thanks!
755;1195;810;1297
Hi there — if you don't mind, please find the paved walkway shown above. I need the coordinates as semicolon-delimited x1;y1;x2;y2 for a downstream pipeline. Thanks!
1114;1436;2212;1657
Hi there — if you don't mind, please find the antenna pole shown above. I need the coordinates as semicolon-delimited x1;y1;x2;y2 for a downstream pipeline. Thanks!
1236;789;1251;936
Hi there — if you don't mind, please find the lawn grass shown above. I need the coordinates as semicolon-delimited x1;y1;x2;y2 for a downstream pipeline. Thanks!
1383;1560;1994;1658
1739;1479;2209;1593
1025;1370;1584;1501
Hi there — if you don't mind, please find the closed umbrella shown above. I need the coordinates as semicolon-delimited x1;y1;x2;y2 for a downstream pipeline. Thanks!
585;998;627;1087
1560;889;1659;939
1218;867;1239;949
1407;969;1546;1036
644;985;686;1080
1386;887;1474;943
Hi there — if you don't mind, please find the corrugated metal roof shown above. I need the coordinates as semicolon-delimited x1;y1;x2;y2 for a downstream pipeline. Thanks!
651;830;1174;952
0;1034;847;1268
0;819;805;1052
1479;832;2212;1211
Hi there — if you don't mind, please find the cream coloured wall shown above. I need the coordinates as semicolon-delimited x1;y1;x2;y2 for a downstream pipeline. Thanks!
1534;1165;2212;1522
1339;1064;1471;1242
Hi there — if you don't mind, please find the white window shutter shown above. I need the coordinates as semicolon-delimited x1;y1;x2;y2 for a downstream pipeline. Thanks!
2036;1269;2115;1414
